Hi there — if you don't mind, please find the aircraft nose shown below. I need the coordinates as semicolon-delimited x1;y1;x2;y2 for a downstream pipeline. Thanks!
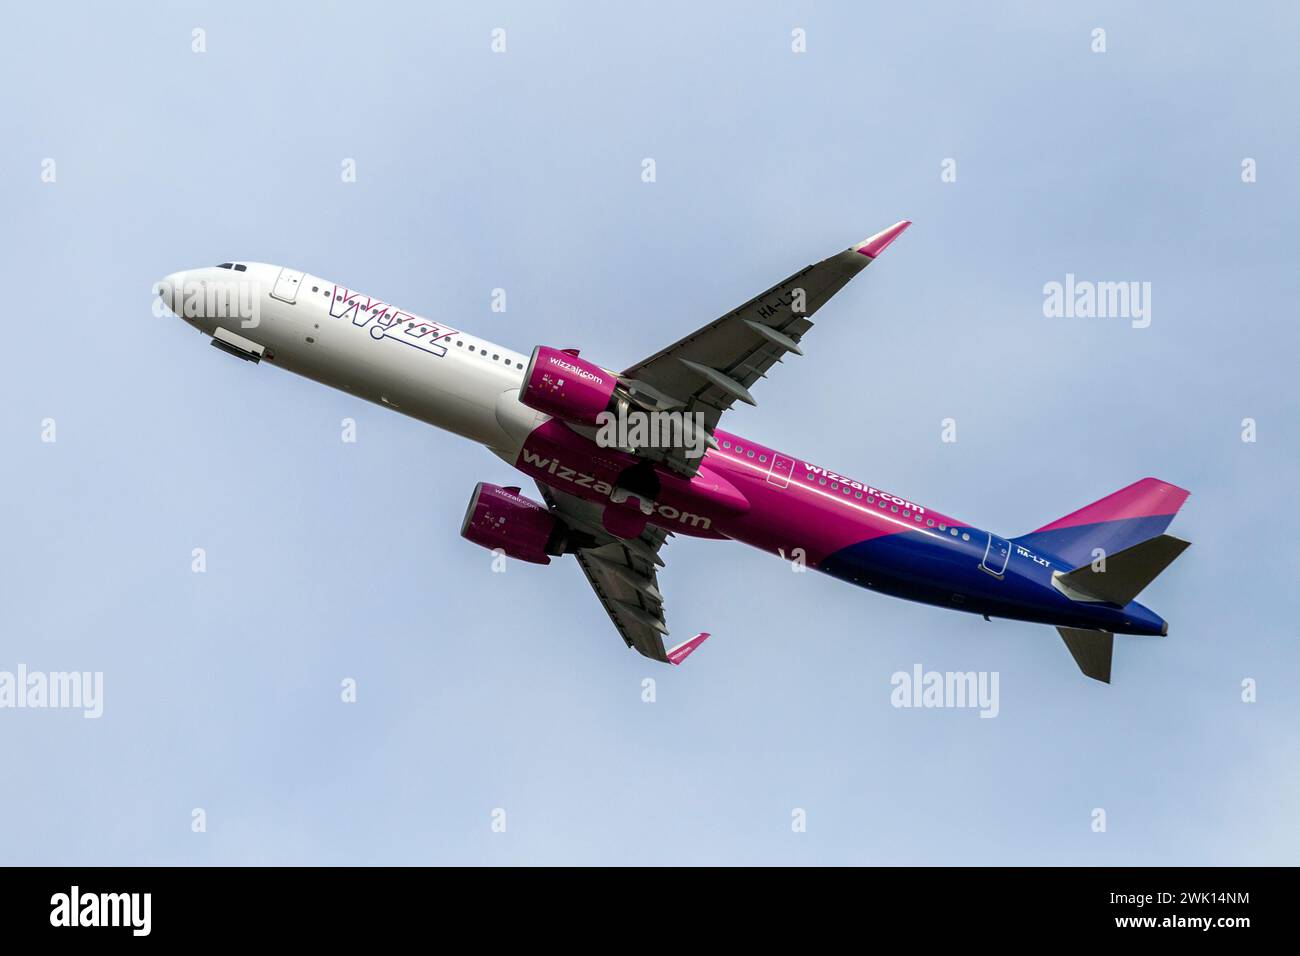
157;271;187;315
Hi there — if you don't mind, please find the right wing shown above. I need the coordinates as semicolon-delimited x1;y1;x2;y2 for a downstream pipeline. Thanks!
618;221;911;477
536;482;709;665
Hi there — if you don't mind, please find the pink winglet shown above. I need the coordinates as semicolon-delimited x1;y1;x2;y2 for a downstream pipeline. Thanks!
856;220;912;259
666;632;710;665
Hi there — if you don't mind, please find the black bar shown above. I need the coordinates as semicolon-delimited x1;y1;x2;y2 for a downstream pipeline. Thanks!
0;866;1281;941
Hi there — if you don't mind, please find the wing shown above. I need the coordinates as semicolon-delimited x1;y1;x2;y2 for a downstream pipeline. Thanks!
536;482;710;665
620;221;910;476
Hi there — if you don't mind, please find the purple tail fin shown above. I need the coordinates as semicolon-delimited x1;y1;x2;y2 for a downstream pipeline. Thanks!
1014;477;1190;569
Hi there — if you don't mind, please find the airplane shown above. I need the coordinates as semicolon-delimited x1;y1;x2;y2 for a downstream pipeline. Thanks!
157;221;1189;682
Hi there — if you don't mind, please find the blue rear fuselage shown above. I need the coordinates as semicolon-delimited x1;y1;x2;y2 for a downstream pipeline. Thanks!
817;524;1167;636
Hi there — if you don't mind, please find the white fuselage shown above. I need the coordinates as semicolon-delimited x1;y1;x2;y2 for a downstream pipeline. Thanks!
161;262;546;461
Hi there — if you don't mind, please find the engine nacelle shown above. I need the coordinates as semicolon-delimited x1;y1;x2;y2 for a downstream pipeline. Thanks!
520;346;618;426
459;482;561;565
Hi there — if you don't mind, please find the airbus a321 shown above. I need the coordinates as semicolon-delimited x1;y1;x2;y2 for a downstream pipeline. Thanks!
158;221;1189;681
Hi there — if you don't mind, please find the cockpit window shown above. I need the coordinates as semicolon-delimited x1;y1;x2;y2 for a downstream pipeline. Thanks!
216;263;247;272
217;262;233;269
233;264;247;272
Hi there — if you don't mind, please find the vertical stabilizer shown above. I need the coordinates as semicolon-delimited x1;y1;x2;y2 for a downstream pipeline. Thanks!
1015;477;1189;567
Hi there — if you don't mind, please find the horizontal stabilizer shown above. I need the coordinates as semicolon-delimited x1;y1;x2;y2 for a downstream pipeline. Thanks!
1054;534;1190;606
1058;627;1114;683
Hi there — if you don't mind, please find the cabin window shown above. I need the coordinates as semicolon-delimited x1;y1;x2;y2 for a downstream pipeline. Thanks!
950;528;958;536
962;533;970;541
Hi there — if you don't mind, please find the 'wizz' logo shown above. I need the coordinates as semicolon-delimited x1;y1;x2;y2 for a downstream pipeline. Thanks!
329;287;459;356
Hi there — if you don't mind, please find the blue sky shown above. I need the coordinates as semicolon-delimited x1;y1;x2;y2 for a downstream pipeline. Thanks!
2;1;1297;864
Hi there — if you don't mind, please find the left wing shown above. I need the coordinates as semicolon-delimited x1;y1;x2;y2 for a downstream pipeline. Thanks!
536;482;709;665
619;220;910;476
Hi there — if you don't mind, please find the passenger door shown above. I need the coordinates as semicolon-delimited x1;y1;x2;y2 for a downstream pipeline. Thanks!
981;533;1011;578
271;267;304;304
766;453;795;488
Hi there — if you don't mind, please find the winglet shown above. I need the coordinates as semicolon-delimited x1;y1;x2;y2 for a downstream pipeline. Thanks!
666;632;710;665
855;220;911;259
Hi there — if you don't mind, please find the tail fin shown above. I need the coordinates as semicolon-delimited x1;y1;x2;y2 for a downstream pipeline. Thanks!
1054;534;1190;606
1014;477;1189;568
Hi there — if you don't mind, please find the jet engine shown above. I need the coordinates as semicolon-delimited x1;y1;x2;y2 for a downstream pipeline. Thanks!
459;482;567;565
519;346;620;426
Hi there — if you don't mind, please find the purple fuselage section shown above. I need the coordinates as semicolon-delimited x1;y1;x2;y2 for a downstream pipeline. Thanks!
512;420;1167;637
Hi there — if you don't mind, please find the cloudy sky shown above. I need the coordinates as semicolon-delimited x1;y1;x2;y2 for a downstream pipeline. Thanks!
2;1;1296;864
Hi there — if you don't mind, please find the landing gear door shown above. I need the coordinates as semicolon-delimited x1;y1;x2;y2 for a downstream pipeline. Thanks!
981;534;1011;578
271;267;303;304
